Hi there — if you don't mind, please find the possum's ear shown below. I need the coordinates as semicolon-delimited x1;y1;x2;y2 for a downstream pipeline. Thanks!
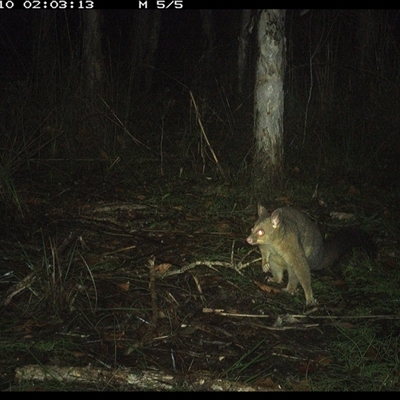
257;204;268;218
270;208;283;229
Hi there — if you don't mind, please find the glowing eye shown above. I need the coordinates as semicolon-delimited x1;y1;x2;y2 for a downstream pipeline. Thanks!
257;229;264;236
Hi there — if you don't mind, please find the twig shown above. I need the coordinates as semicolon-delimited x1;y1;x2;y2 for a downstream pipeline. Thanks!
202;307;400;330
160;259;260;278
191;274;207;304
189;91;226;179
161;261;229;277
101;245;137;256
203;308;271;318
3;272;36;306
98;95;150;149
79;253;98;313
307;314;400;321
148;255;158;327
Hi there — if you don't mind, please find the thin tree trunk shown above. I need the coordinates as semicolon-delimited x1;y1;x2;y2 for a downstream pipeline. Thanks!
81;10;104;157
237;9;252;94
131;10;161;93
143;10;161;92
83;10;104;95
253;10;286;200
31;11;57;84
200;9;215;52
355;9;375;104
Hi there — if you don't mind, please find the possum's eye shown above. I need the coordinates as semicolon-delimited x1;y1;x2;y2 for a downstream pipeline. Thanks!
256;229;264;236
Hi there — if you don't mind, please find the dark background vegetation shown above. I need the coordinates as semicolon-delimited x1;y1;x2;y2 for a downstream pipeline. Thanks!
1;9;399;190
0;9;399;391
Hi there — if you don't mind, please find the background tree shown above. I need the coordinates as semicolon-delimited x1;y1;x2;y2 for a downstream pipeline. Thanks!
252;9;286;200
83;10;104;96
237;9;253;94
131;10;161;93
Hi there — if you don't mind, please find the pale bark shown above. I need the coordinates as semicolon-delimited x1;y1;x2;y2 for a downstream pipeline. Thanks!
253;10;286;199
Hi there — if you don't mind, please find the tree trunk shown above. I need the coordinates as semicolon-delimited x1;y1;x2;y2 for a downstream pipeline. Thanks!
355;9;375;105
356;9;375;73
81;10;104;157
200;9;215;52
237;9;252;94
131;10;161;93
83;10;104;96
31;11;58;85
143;10;161;92
252;9;286;200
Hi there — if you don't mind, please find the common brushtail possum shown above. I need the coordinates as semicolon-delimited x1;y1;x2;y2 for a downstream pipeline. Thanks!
246;205;373;306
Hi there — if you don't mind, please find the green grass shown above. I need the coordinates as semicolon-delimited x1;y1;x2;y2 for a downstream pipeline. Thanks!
310;324;400;391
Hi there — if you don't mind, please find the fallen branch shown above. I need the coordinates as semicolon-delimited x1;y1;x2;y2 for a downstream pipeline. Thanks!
202;309;400;330
160;259;258;278
15;365;276;391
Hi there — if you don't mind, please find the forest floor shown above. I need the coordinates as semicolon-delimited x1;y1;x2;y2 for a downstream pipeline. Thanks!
0;159;399;391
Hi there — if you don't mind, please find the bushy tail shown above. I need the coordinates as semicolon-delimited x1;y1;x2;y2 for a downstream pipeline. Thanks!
316;228;376;270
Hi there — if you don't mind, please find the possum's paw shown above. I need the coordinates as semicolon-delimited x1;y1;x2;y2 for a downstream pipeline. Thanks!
262;262;270;273
283;285;298;295
306;298;318;306
267;275;284;284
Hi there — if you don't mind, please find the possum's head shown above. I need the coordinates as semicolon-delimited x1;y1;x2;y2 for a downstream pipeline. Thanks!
246;206;283;245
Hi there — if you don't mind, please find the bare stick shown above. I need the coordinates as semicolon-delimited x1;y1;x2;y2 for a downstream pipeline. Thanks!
98;95;150;149
189;91;226;179
148;256;158;327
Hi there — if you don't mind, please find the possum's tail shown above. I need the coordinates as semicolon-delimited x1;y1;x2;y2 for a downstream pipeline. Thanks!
316;228;376;270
